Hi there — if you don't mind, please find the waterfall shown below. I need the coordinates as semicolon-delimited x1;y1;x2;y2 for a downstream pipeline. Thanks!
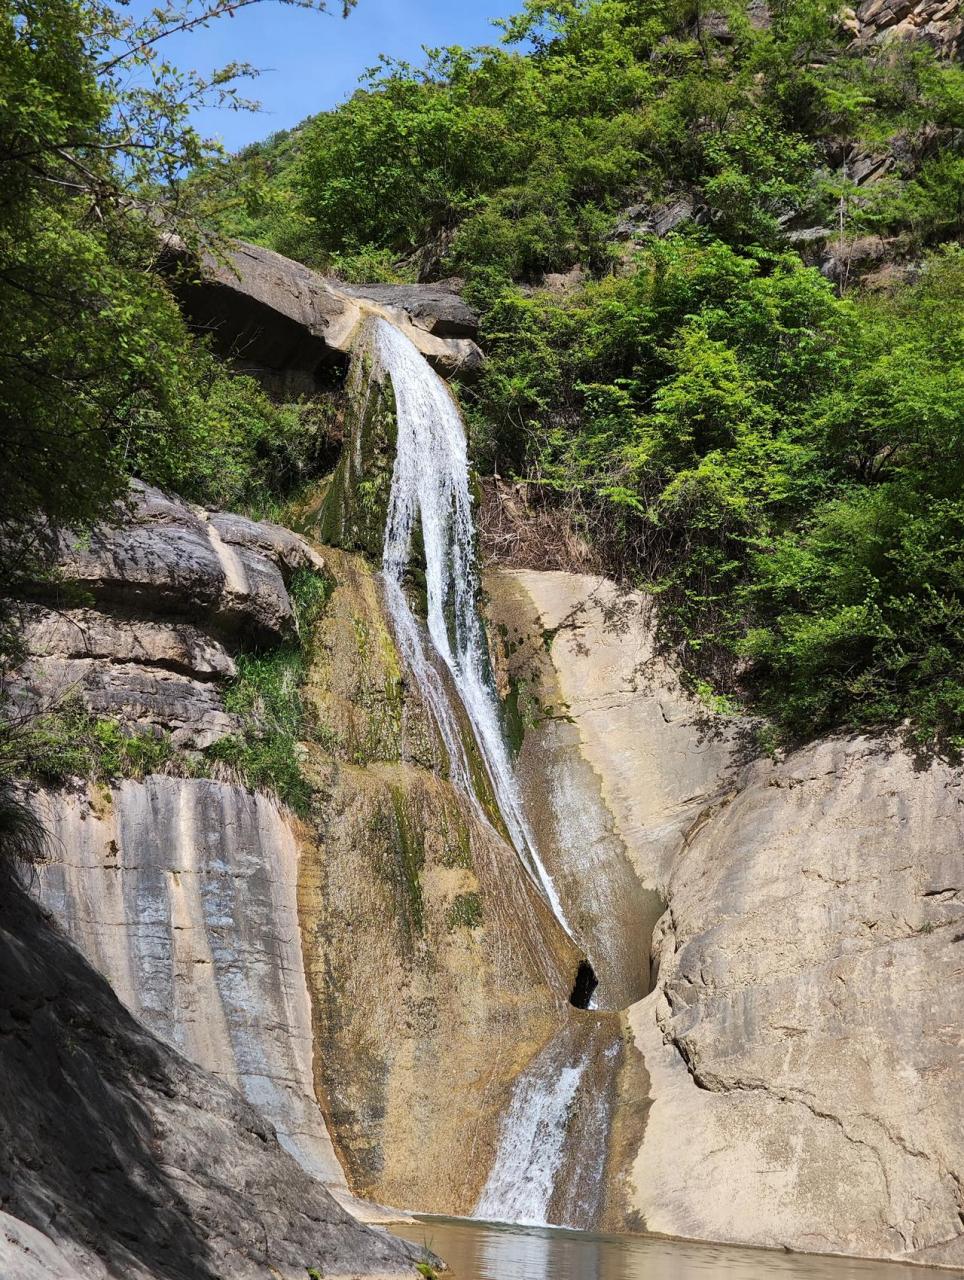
474;1036;590;1227
364;315;619;1232
372;317;572;935
474;1021;621;1230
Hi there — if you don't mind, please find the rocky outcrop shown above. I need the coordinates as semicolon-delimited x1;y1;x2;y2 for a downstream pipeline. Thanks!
7;482;323;747
296;548;582;1214
168;239;484;390
495;568;964;1264
849;0;962;55
0;870;421;1280
635;736;964;1266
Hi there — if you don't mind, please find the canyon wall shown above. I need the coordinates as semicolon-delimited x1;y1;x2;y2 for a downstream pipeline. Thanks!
490;568;964;1266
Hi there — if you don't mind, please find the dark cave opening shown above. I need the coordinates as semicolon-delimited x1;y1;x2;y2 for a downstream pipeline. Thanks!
569;959;599;1009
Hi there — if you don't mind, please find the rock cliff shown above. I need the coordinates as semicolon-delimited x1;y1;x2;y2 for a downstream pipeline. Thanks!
0;870;420;1280
6;329;964;1272
491;569;964;1265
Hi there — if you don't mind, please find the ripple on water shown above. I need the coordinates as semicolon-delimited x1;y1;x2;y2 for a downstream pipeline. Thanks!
392;1216;948;1280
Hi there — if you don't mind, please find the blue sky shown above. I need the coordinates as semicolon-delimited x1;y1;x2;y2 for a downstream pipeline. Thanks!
159;0;520;152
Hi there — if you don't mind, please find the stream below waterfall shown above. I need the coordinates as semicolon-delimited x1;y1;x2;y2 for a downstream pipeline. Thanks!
393;1218;947;1280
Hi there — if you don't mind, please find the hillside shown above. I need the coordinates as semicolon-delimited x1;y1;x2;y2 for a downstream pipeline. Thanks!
225;0;964;754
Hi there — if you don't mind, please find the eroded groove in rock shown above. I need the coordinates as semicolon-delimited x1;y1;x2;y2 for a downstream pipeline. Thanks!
30;778;345;1190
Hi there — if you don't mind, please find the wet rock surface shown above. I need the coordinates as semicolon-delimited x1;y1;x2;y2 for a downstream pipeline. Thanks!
0;870;420;1280
30;777;344;1191
296;549;581;1215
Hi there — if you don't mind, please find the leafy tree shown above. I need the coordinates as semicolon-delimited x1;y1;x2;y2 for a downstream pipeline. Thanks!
0;0;354;604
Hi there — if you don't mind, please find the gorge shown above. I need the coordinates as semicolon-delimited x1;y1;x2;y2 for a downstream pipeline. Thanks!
3;247;963;1277
3;0;964;1272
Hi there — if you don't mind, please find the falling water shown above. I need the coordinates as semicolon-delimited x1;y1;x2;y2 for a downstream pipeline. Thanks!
372;318;572;934
364;315;620;1232
474;1036;591;1227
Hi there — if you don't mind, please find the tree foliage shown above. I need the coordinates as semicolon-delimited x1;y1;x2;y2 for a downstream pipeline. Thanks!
0;0;349;601
236;0;964;753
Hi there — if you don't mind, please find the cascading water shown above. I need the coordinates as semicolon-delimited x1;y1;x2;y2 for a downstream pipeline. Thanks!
373;318;571;934
363;315;620;1231
474;1038;590;1227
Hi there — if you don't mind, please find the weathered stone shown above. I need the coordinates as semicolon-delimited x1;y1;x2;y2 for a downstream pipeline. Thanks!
18;605;236;680
340;282;478;339
31;779;344;1189
208;509;326;577
298;755;580;1214
50;481;298;644
301;548;442;770
6;657;237;747
0;868;422;1280
485;571;671;1012
292;549;581;1214
488;571;741;890
498;569;964;1264
167;238;484;385
633;736;964;1265
612;195;696;241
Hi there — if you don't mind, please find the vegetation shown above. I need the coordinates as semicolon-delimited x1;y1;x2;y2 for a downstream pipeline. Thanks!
191;567;330;812
233;0;964;755
0;569;331;813
446;891;484;931
0;0;352;617
3;0;963;757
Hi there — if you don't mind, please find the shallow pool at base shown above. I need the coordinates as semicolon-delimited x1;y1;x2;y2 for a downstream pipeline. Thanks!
392;1216;948;1280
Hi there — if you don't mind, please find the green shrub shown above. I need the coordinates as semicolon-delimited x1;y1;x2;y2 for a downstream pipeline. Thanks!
446;892;484;932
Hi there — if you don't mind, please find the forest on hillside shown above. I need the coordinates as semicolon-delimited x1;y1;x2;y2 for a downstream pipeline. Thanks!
3;0;964;762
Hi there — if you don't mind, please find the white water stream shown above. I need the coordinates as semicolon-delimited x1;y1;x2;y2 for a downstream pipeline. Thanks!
364;316;617;1231
372;318;572;934
475;1037;590;1227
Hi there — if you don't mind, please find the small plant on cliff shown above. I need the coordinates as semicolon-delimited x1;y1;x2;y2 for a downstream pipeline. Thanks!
0;700;184;787
445;891;483;932
205;569;331;814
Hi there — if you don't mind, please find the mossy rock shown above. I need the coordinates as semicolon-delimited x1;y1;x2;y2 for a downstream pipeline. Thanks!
316;338;398;559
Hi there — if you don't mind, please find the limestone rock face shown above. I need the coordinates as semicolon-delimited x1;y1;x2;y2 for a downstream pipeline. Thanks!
49;480;303;644
0;871;420;1280
492;569;964;1264
168;239;484;388
297;550;582;1214
30;777;343;1191
8;481;323;746
635;737;964;1266
20;605;237;679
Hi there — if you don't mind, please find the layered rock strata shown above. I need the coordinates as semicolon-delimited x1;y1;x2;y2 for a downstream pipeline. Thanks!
8;481;323;747
167;239;484;389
